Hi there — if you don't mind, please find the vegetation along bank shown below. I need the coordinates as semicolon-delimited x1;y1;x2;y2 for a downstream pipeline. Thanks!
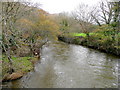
1;0;120;83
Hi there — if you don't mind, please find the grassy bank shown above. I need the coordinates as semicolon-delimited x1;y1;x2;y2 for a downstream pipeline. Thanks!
1;55;38;82
70;33;94;37
58;31;120;56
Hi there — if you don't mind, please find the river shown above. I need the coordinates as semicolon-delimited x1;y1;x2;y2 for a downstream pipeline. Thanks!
3;41;119;88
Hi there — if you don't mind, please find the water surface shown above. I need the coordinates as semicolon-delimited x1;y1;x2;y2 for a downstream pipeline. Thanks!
4;41;119;88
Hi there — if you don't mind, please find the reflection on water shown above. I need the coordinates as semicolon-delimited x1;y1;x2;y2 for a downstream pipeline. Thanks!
4;41;119;88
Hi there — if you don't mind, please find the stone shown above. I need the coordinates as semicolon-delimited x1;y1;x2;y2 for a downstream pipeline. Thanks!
2;72;23;82
9;72;23;80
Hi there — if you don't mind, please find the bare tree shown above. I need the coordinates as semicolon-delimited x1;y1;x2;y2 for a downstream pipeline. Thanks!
91;0;120;27
1;1;36;73
72;4;94;36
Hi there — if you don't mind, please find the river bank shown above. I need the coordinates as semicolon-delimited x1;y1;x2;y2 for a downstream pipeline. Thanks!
1;56;39;84
1;40;49;83
2;41;118;88
58;35;120;57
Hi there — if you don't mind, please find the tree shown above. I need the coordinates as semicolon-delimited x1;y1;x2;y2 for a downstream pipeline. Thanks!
58;13;70;33
91;0;120;28
1;1;36;73
55;12;83;34
17;9;60;56
111;2;120;30
72;4;94;36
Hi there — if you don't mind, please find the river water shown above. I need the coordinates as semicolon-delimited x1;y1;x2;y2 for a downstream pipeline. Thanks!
3;41;119;88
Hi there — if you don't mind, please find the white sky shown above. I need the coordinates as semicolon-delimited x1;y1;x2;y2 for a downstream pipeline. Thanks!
30;0;101;14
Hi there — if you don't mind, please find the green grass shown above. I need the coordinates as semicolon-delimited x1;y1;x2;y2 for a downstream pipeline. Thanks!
2;56;37;78
71;33;87;37
89;33;95;36
70;33;95;37
11;57;33;72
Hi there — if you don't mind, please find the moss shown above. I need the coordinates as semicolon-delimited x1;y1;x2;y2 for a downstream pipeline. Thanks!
12;57;33;72
2;56;38;79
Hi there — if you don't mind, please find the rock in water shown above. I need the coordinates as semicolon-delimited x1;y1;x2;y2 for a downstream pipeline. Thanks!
2;72;23;82
9;72;23;80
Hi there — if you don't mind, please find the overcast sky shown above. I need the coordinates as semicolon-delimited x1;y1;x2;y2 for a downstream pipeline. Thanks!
30;0;101;14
